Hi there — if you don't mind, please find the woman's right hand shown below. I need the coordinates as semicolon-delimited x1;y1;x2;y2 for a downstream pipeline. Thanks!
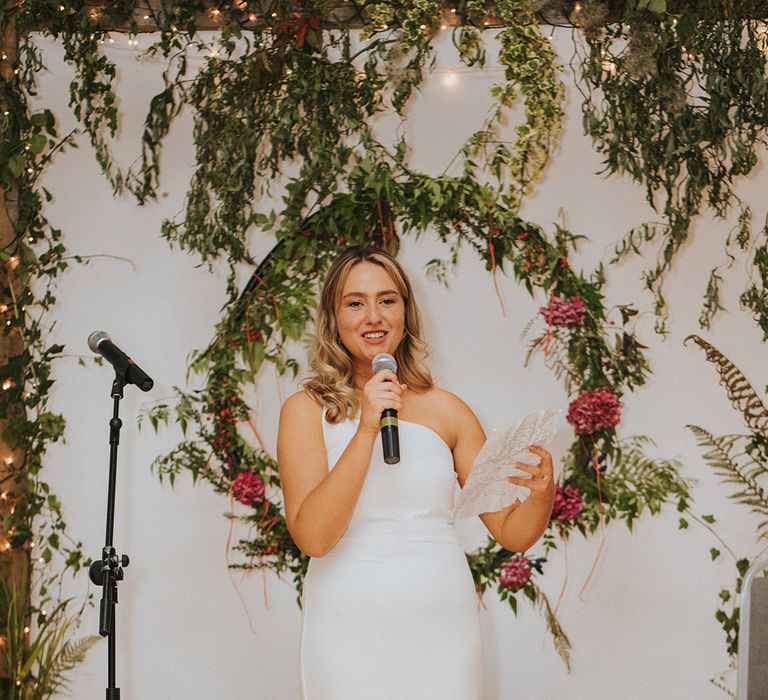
358;370;406;436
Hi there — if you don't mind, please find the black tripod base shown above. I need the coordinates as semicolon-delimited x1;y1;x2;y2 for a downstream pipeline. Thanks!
107;689;120;699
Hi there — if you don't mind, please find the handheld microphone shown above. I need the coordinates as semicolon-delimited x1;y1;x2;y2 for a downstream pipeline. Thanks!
88;331;154;392
372;352;400;465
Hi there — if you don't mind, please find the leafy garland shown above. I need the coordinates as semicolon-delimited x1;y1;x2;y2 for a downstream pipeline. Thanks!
576;0;768;333
91;2;690;665
0;2;96;694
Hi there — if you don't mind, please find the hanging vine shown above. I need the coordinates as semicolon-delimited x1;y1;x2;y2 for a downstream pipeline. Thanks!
576;1;768;333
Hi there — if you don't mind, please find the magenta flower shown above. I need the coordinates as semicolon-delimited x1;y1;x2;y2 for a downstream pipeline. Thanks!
566;385;623;435
232;472;265;506
539;295;587;328
499;556;532;591
552;485;584;522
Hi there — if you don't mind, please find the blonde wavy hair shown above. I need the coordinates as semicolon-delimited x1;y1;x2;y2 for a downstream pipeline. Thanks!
304;247;433;423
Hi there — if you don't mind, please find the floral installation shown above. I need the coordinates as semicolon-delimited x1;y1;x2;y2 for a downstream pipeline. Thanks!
552;485;585;523
539;294;587;328
566;385;623;436
232;472;266;507
500;556;534;591
3;0;754;690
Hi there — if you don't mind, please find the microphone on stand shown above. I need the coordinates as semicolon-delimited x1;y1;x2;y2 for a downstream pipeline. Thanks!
88;331;154;392
372;353;400;465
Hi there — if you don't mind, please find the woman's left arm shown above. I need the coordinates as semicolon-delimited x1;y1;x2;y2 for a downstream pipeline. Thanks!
450;395;556;552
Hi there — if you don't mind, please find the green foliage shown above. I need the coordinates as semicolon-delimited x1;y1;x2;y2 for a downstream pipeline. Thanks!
0;568;99;699
687;336;768;661
740;215;768;339
689;428;768;540
5;0;754;683
466;538;571;668
577;3;768;332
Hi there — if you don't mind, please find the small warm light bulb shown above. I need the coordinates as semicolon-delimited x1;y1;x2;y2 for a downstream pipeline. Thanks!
249;13;257;22
441;69;459;88
23;626;29;634
143;14;149;20
2;379;13;390
8;256;19;270
0;304;7;313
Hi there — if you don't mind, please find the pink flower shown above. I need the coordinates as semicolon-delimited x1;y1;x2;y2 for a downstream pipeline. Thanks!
232;472;265;506
499;556;532;591
552;485;584;522
566;385;622;435
539;295;587;328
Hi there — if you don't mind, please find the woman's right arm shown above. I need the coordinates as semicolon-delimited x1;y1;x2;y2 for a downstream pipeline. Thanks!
277;373;402;557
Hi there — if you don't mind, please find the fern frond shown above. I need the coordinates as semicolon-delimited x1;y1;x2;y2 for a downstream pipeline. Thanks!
685;335;768;438
529;582;571;671
688;425;768;536
44;635;102;695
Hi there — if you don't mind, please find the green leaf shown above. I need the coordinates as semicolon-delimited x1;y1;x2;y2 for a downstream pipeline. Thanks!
8;154;25;178
29;134;47;154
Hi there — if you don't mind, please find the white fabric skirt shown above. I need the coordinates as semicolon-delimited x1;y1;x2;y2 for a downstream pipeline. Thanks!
299;535;483;700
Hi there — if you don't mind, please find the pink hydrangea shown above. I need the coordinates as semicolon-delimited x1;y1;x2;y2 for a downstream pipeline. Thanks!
539;295;587;327
552;485;584;522
499;556;532;591
566;385;623;435
232;472;265;506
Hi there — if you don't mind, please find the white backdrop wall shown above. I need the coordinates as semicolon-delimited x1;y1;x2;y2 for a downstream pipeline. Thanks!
27;27;767;699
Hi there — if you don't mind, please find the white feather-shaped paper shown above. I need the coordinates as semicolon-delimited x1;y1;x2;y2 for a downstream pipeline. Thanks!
453;408;561;521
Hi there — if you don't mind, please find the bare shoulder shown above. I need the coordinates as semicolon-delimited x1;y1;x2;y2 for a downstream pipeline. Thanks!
413;386;484;448
279;390;323;426
424;386;479;421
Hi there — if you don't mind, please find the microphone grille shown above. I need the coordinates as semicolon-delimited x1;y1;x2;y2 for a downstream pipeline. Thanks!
88;330;110;353
372;353;397;374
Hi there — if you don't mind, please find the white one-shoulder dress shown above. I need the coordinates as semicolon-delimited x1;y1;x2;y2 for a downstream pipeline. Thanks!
299;415;483;699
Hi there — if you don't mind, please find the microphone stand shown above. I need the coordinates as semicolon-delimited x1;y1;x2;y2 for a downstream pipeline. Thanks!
89;374;131;700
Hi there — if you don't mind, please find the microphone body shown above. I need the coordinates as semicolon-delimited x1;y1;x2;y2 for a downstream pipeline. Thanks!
379;408;400;465
88;331;154;392
372;353;400;465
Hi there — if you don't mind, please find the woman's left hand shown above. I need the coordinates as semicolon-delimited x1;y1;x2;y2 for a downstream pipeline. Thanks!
507;444;555;502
